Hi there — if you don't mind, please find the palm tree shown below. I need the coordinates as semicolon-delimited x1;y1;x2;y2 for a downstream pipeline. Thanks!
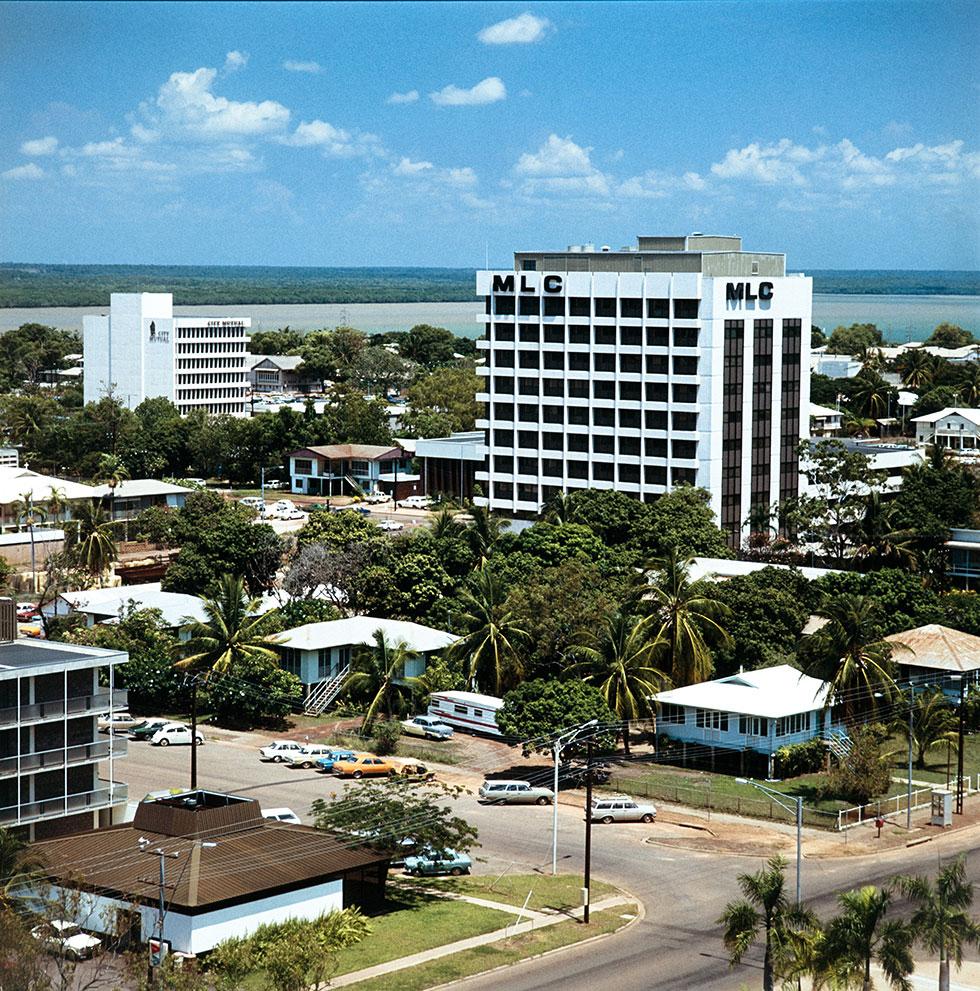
570;612;670;755
643;549;731;686
957;362;980;407
65;500;117;582
176;574;282;682
853;491;919;571
464;502;508;562
841;408;878;438
818;885;914;991
719;855;819;991
0;825;44;909
850;374;893;420
895;348;937;392
448;566;529;694
904;688;958;769
45;485;68;527
802;594;898;726
429;507;465;542
345;629;415;733
94;452;130;521
542;490;581;525
15;490;44;593
895;856;980;991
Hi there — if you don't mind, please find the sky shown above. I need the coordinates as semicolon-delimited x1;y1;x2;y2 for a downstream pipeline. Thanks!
1;1;978;270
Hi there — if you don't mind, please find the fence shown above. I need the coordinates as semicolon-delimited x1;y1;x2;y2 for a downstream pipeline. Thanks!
836;777;976;830
606;773;838;830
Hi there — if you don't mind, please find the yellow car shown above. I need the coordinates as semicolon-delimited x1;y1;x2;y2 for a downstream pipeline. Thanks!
331;753;398;779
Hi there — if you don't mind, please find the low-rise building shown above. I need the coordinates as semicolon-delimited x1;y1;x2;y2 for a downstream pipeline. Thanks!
416;431;484;503
89;479;193;522
809;403;843;437
653;664;840;777
30;790;390;956
886;624;980;694
0;466;96;531
287;444;413;498
947;529;980;590
247;354;321;394
0;599;129;840
912;408;980;451
0;448;19;468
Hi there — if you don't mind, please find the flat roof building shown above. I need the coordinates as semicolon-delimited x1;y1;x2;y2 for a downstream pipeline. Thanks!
83;293;249;415
475;233;812;545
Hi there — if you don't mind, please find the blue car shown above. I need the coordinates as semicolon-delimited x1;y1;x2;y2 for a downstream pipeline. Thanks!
315;749;358;773
403;850;472;877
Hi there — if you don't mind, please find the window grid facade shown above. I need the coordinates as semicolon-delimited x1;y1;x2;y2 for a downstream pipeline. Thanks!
750;319;774;517
721;320;744;542
779;319;803;507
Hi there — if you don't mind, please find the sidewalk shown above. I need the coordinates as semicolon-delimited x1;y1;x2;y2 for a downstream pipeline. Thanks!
330;895;634;988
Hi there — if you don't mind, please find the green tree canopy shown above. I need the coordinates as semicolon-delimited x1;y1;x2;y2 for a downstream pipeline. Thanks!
398;324;459;369
925;323;975;349
248;328;305;355
405;365;482;433
826;323;884;356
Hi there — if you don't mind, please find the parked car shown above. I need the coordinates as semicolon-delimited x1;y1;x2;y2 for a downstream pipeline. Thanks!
401;715;454;741
332;754;398;778
281;509;306;520
478;780;554;806
128;718;172;741
150;723;204;747
378;519;404;532
396;495;432;510
31;921;102;960
313;749;358;773
403;850;472;877
364;492;390;504
283;743;338;769
391;760;434;780
16;602;38;621
262;807;301;824
259;740;305;762
239;496;265;510
97;711;142;734
589;797;657;824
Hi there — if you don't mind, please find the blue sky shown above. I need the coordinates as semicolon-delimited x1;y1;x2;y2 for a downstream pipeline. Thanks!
1;1;978;269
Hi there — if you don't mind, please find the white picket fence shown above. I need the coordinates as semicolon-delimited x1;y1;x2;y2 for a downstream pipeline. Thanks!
836;776;975;831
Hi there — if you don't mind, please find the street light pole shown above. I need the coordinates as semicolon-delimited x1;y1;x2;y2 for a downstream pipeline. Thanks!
956;676;966;815
551;719;598;876
737;778;803;905
138;842;179;986
583;737;593;924
907;683;915;830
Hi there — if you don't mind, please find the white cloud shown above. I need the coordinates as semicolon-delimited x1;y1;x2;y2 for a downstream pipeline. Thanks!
515;134;595;176
387;89;419;105
618;169;707;199
283;119;382;158
478;12;551;45
430;77;506;107
20;136;58;156
711;139;821;185
2;162;44;181
283;60;322;74
392;157;433;175
224;51;249;73
143;67;290;140
445;166;477;188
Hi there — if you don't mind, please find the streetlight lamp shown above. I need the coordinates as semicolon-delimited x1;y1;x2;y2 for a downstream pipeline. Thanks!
551;719;598;876
737;778;803;905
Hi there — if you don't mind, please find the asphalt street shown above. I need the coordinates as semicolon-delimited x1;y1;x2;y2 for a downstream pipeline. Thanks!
107;730;980;991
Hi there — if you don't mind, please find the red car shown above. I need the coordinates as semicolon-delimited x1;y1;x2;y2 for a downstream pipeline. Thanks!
16;602;39;621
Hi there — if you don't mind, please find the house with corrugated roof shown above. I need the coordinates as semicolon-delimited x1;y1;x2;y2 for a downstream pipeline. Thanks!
912;408;980;451
885;624;980;693
247;354;321;394
287;444;415;499
28;790;389;956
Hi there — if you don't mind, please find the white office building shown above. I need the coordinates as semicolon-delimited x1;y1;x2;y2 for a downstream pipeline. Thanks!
475;234;812;544
83;293;249;415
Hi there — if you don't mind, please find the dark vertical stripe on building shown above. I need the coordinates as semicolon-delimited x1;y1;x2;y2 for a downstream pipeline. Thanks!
779;319;803;507
721;320;744;545
750;319;774;521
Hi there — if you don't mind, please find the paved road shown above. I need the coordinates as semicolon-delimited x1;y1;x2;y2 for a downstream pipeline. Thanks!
108;731;980;991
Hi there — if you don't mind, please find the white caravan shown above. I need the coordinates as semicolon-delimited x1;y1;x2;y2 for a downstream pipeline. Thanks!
427;691;504;737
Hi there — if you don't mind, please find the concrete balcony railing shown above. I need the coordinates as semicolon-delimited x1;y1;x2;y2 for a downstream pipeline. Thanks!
0;781;128;826
0;737;126;779
0;689;128;728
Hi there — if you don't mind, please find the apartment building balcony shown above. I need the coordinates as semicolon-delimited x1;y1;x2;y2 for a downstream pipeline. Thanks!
0;689;128;729
0;781;128;827
0;738;126;779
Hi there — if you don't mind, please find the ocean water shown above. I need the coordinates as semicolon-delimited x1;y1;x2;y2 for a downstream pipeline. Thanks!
1;293;977;343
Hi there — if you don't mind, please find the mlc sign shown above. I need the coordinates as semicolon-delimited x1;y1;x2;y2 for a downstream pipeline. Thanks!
726;282;773;302
492;274;563;293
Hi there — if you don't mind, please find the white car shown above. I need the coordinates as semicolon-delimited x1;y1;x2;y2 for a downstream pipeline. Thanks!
589;796;657;824
280;509;306;520
259;741;305;762
240;496;265;510
364;492;391;504
397;495;433;510
32;921;102;960
151;723;205;747
262;807;301;824
378;519;404;531
402;715;454;740
97;711;141;734
283;743;336;769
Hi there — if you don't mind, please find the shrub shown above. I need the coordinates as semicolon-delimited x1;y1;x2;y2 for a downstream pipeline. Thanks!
775;738;827;778
371;719;402;756
818;726;892;806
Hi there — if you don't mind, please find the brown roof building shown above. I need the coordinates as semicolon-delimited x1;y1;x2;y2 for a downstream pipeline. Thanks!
30;790;389;956
288;444;419;500
886;624;980;689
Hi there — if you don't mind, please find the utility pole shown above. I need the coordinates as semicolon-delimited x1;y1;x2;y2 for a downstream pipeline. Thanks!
907;683;915;830
956;676;966;815
138;842;179;986
551;719;598;875
583;737;593;924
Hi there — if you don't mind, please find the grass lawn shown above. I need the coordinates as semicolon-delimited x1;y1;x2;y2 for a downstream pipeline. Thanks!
410;872;616;914
344;906;633;991
882;728;978;785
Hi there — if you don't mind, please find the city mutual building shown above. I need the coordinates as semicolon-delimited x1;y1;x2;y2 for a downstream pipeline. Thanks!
475;234;812;544
83;293;249;415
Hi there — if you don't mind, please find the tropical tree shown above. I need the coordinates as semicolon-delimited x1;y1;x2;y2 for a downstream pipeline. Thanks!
344;629;415;732
65;500;117;582
841;408;878;438
176;574;282;682
464;502;508;562
448;567;529;694
94;452;130;520
818;885;914;991
719;855;819;991
0;825;44;909
14;490;43;592
429;507;465;542
801;594;898;725
45;485;68;527
895;348;937;392
850;374;894;420
853;492;919;572
895;856;980;991
643;549;731;686
902;688;958;769
570;612;670;754
542;490;582;525
957;362;980;408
